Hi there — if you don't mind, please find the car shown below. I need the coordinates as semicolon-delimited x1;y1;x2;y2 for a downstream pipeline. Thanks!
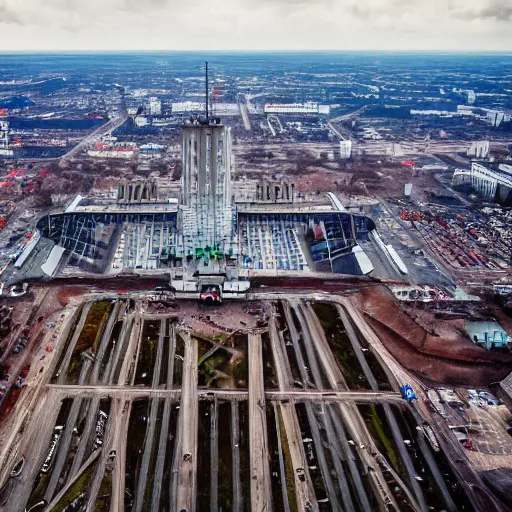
154;283;173;291
200;291;222;305
10;282;28;297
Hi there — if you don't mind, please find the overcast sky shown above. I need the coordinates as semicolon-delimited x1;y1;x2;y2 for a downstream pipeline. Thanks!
0;0;511;52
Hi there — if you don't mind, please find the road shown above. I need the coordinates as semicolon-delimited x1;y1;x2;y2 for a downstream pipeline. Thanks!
239;94;252;131
56;301;92;384
151;323;176;511
268;304;320;512
110;399;131;512
267;303;293;389
0;291;491;512
174;332;198;512
248;332;273;512
282;301;366;510
61;111;128;160
231;401;242;512
132;318;165;512
292;299;403;510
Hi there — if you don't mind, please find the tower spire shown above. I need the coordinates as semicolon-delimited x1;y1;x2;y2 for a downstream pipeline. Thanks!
205;61;209;123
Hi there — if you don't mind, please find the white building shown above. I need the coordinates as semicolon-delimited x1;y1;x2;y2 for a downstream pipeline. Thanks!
0;120;13;157
487;111;505;127
172;101;205;114
339;140;352;159
134;116;149;127
211;103;240;116
467;141;489;159
264;102;330;115
148;97;162;116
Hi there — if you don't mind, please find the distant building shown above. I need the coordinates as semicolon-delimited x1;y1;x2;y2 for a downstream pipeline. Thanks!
466;320;511;350
117;179;158;204
264;102;330;115
134;116;149;127
139;143;166;153
415;156;449;172
256;179;295;203
87;141;137;160
211;103;240;116
339;140;352;160
148;97;162;116
172;101;205;114
0;120;13;157
467;141;490;159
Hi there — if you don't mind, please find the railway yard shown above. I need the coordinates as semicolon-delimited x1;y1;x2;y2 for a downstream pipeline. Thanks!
0;286;510;511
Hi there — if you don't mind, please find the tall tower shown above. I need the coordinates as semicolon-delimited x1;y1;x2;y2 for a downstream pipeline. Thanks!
179;62;233;258
0;120;13;157
180;119;233;255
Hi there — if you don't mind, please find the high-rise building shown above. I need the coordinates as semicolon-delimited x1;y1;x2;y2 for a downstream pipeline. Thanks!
339;140;352;159
180;119;233;256
0;120;13;157
148;97;162;116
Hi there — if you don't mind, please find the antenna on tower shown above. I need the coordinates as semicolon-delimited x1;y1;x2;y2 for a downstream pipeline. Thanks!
205;61;209;123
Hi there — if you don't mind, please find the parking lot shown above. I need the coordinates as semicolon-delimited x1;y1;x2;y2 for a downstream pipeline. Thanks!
427;388;512;456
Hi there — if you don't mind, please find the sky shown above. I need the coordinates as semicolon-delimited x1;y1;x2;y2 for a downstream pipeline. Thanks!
0;0;511;52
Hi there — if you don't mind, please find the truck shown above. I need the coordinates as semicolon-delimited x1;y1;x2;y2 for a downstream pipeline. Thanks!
41;425;64;473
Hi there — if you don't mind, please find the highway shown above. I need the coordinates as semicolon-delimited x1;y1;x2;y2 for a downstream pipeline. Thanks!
268;304;321;512
61;111;128;161
248;332;273;512
174;332;198;512
0;292;487;512
151;324;176;511
292;300;394;510
238;94;252;131
282;301;366;510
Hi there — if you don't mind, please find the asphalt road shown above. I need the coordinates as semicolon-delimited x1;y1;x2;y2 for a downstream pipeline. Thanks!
0;290;499;512
248;332;273;512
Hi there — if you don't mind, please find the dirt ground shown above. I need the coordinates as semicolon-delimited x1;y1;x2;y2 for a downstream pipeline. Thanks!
349;285;512;386
171;300;265;337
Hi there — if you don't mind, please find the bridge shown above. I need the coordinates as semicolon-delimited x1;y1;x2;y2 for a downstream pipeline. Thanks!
452;162;512;202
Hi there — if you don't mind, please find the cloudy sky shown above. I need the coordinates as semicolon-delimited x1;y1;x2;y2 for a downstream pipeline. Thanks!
0;0;511;52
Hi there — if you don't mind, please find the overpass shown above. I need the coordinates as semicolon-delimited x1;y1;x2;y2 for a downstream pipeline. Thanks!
452;162;512;202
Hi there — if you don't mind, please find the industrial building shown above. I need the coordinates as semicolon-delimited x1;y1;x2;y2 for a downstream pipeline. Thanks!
452;162;512;203
117;179;159;204
23;66;410;286
33;110;382;281
172;101;205;114
466;320;511;350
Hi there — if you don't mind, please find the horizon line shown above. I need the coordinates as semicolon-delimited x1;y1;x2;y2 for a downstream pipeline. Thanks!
0;49;511;55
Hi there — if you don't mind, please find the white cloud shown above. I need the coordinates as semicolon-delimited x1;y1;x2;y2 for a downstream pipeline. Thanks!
0;0;510;51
